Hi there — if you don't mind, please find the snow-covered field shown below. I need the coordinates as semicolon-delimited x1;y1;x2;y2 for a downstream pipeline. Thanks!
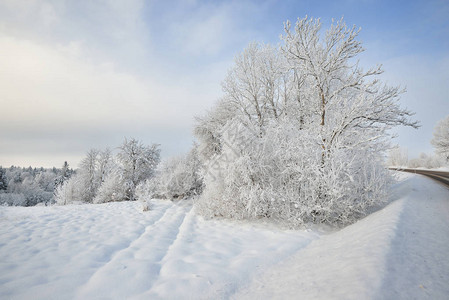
1;172;448;299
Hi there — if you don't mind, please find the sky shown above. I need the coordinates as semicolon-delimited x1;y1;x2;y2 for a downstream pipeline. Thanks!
0;0;448;168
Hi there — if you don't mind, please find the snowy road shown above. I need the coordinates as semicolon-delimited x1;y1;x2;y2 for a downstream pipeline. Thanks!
390;168;449;187
1;172;448;299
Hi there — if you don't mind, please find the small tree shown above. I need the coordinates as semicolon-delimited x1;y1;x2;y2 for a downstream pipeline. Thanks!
54;161;73;189
93;171;126;204
116;138;161;201
97;148;114;184
54;177;78;205
431;115;449;163
77;149;104;203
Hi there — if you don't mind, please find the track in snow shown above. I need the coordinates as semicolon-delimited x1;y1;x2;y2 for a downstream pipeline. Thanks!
0;198;317;300
76;200;193;299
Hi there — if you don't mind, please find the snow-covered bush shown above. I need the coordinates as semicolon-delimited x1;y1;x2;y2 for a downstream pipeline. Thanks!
137;146;203;201
18;177;52;206
194;17;417;227
0;193;26;206
93;172;127;204
196;119;390;226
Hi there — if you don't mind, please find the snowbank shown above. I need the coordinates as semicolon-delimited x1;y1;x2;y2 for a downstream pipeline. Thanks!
235;173;449;299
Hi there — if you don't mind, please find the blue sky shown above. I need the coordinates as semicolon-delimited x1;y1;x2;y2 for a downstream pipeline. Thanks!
0;0;448;168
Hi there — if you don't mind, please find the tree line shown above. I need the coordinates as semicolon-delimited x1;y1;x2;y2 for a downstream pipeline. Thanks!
0;164;73;206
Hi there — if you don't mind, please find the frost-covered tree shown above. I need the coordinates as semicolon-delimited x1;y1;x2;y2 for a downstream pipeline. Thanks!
35;170;57;193
387;147;409;167
93;171;126;204
117;138;161;201
55;150;102;204
431;115;449;163
54;161;73;189
222;43;290;133
54;177;78;205
54;149;115;205
280;17;418;161
97;148;114;184
0;167;7;191
78;149;99;202
194;16;418;227
137;144;203;201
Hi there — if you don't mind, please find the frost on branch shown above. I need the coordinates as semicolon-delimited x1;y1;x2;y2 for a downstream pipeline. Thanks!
194;16;418;227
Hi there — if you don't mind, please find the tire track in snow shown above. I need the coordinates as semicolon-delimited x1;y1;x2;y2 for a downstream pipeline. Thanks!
74;201;174;298
131;201;199;299
135;203;318;300
0;202;170;300
75;200;192;300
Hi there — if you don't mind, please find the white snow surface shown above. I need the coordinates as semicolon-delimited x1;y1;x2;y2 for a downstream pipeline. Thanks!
1;172;448;299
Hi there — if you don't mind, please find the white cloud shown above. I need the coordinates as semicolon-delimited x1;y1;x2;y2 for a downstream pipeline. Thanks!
0;33;227;167
0;37;147;125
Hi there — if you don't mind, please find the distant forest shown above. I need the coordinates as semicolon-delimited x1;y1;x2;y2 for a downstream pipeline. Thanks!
0;162;74;206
